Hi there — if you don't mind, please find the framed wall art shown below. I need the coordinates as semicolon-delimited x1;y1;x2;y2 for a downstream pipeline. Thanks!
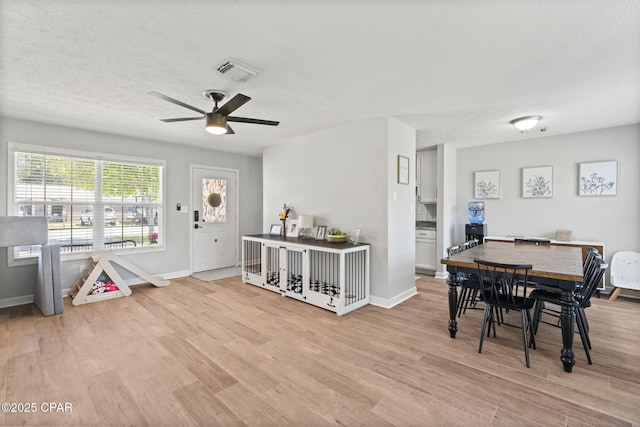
522;166;553;198
474;170;500;199
397;155;409;185
578;161;617;196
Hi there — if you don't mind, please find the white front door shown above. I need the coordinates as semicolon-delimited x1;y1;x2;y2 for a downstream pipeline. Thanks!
191;166;238;273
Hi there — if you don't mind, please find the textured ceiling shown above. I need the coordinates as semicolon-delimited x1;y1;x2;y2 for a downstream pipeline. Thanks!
1;1;639;156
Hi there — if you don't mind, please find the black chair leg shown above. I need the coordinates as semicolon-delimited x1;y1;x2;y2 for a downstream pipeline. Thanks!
580;306;591;332
457;287;468;317
462;289;474;314
575;310;593;364
526;308;536;350
532;300;543;335
520;310;531;368
479;305;490;353
576;307;592;349
489;307;498;337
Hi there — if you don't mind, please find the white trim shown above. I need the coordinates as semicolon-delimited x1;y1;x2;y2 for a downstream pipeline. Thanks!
435;271;448;280
8;142;166;166
0;294;35;309
369;286;418;309
6;142;167;264
8;245;166;268
156;270;191;280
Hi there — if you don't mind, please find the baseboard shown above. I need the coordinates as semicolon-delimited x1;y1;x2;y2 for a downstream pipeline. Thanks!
0;294;35;309
158;270;191;280
370;286;418;309
415;267;435;276
0;269;191;309
434;271;448;280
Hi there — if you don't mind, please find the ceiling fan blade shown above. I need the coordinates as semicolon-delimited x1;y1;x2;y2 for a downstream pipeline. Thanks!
148;91;207;115
216;93;251;116
226;124;235;135
227;116;280;126
160;117;204;122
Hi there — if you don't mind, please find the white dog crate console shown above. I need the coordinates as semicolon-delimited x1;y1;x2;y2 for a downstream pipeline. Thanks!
242;234;370;315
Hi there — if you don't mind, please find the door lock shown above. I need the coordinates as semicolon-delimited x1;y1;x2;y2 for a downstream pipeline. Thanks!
194;223;199;229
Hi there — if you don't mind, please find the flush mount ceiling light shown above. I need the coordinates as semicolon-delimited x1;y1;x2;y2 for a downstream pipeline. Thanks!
510;115;542;133
215;57;261;82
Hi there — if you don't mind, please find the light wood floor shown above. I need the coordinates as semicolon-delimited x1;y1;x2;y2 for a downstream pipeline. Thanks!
1;275;639;426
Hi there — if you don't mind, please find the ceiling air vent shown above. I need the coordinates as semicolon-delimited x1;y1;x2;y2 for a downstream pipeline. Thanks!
215;58;261;82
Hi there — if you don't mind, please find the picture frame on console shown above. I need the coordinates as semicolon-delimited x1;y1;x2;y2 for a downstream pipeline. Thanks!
269;224;282;235
287;220;299;237
315;225;327;240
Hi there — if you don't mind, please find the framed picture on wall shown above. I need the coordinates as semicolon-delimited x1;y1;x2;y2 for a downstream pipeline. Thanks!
474;170;500;199
397;155;409;184
522;166;553;198
578;161;617;196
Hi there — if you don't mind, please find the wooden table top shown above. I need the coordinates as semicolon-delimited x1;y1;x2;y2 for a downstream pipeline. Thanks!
441;241;583;282
245;234;370;250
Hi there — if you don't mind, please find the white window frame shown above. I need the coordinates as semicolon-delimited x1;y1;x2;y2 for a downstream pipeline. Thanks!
7;142;166;266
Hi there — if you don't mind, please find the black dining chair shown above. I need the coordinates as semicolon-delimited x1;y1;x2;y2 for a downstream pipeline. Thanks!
449;241;487;317
530;256;608;364
475;259;535;368
531;248;601;329
446;245;462;256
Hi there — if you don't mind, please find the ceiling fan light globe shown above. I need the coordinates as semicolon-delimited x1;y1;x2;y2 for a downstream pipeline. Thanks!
205;113;228;135
511;115;542;132
205;125;227;135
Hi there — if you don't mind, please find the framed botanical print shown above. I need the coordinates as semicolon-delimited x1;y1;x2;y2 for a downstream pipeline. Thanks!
474;170;500;199
579;161;617;196
522;166;553;198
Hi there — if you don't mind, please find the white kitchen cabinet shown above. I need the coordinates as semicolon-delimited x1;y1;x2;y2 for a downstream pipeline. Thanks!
417;150;437;203
416;229;436;271
242;235;370;315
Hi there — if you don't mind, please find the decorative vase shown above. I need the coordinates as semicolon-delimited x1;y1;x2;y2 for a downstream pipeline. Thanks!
282;220;287;237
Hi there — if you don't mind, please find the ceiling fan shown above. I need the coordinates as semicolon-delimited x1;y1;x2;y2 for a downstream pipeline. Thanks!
148;90;279;135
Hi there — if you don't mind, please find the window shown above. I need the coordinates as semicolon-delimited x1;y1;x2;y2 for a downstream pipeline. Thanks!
9;144;164;260
201;178;227;222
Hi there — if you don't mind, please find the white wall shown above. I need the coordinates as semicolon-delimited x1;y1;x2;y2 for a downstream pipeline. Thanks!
456;124;640;284
263;117;416;305
386;118;418;302
435;143;457;278
0;117;263;303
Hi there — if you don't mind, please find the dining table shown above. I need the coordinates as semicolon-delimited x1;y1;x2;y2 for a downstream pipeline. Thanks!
441;240;584;373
